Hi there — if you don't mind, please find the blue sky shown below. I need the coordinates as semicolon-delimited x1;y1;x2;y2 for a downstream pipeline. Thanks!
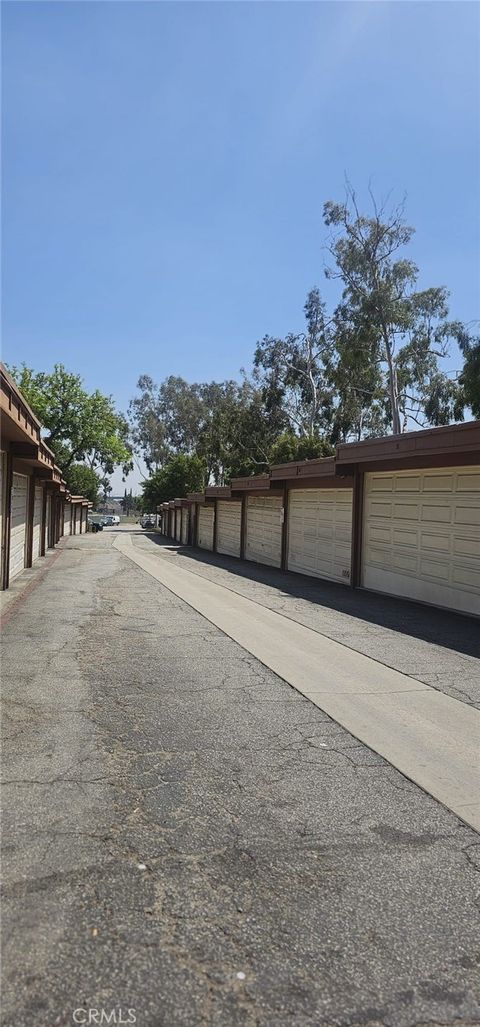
2;1;479;492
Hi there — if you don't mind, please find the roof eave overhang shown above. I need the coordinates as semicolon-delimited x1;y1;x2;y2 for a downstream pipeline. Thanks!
335;421;480;473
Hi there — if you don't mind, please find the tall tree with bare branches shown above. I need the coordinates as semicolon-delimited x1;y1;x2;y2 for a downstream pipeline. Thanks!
253;287;334;438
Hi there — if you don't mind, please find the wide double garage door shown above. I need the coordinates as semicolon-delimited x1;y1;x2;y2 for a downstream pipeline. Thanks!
216;501;241;558
197;505;214;550
10;473;29;581
287;488;353;584
363;466;480;617
246;496;283;567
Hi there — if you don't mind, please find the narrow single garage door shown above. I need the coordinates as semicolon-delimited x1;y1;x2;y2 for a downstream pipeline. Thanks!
33;485;43;559
45;494;52;547
216;500;241;558
197;505;214;550
287;488;353;583
246;496;283;567
363;466;480;616
181;508;189;545
10;473;29;580
64;503;71;536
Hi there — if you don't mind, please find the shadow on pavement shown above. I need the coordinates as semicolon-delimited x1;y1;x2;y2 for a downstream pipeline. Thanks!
141;532;480;661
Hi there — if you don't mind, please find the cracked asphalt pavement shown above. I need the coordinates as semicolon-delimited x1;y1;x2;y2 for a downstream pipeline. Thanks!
1;528;480;1027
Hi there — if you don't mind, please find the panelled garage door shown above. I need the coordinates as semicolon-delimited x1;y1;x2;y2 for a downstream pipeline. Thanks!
45;494;52;547
216;501;241;558
33;485;43;560
175;509;181;541
287;488;353;584
181;508;189;545
197;505;214;550
64;503;71;536
246;496;283;568
10;473;28;580
363;466;480;616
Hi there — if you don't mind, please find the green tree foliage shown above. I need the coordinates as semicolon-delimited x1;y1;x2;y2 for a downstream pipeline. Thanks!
141;454;206;512
323;186;466;434
129;375;204;471
8;364;132;477
130;376;287;484
129;189;473;474
64;464;100;505
458;330;480;419
196;381;287;482
269;433;333;465
253;288;334;438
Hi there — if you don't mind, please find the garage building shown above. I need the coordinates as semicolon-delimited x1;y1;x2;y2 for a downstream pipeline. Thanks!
336;421;480;617
270;457;354;584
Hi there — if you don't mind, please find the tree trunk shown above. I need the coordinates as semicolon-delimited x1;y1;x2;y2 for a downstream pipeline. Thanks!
383;330;402;435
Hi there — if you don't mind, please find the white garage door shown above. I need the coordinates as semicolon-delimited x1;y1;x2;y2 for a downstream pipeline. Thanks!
181;508;190;545
363;466;480;616
33;485;43;559
10;473;29;580
216;500;241;558
64;503;71;536
287;488;353;584
45;494;52;547
197;505;214;550
246;496;283;567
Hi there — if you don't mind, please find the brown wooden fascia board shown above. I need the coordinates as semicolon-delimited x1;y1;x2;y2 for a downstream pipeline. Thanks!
335;452;480;475
0;365;42;442
230;476;271;491
335;420;480;467
270;457;336;481
205;486;232;498
186;492;205;502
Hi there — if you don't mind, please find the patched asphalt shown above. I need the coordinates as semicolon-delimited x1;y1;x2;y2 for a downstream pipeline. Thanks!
1;529;479;1027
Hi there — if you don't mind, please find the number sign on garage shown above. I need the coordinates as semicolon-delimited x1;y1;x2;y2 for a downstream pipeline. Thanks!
363;466;480;616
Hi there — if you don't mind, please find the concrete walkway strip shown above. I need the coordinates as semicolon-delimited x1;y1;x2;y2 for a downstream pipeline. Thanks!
114;534;480;832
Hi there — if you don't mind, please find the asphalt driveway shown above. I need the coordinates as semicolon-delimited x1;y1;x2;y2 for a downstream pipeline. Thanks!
1;529;479;1027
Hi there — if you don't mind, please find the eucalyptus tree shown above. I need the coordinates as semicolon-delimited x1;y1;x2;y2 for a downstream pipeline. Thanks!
458;329;480;419
323;187;465;434
253;287;334;439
